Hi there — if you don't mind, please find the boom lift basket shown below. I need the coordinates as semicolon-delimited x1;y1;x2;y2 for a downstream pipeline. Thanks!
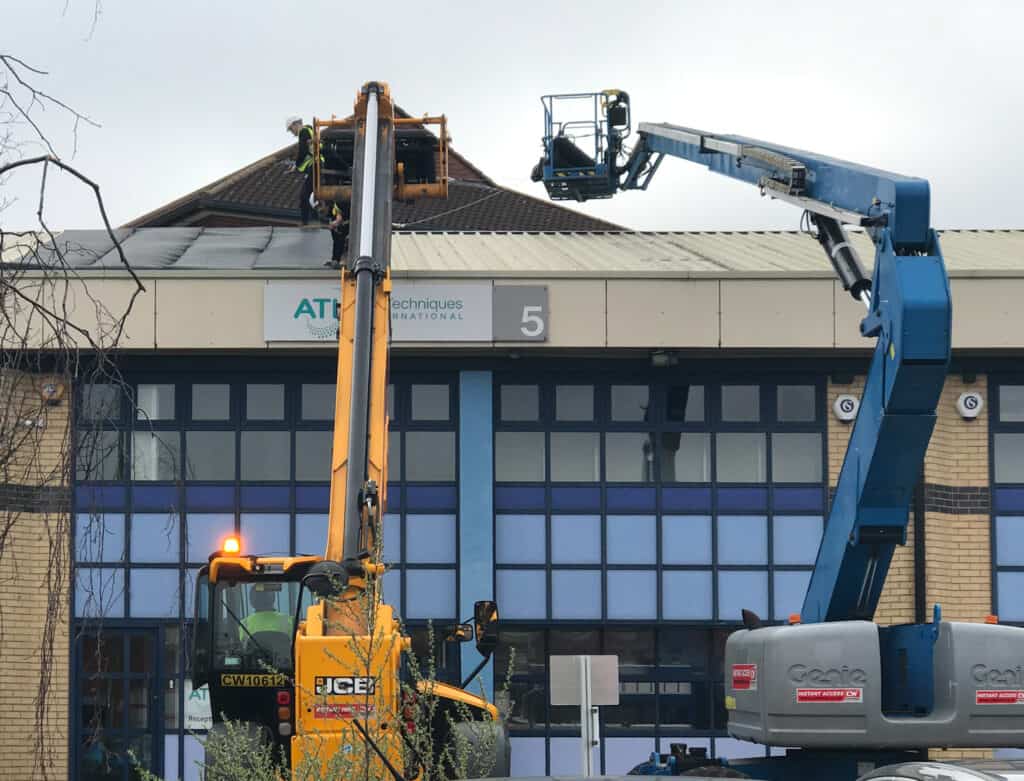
313;114;449;204
530;91;630;201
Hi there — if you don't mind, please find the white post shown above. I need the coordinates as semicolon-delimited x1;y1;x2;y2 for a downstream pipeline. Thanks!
579;654;594;776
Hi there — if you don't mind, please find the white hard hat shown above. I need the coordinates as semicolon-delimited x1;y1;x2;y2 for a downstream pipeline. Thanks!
285;116;302;131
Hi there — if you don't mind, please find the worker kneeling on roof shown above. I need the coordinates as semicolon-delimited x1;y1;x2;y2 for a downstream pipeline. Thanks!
240;584;292;639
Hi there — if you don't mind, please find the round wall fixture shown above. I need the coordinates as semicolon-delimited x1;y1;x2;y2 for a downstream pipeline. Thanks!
833;394;859;422
957;391;983;419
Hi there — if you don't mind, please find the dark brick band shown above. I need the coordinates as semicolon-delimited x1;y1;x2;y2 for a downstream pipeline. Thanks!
0;483;71;513
829;483;991;516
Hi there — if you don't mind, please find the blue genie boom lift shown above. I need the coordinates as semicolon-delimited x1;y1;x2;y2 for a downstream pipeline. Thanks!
531;92;1024;780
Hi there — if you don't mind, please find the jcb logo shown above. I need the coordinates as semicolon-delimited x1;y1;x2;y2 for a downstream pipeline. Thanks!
314;676;376;696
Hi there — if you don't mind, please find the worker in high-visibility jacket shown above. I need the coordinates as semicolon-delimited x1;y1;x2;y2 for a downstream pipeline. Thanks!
328;199;350;266
286;116;316;225
240;584;291;639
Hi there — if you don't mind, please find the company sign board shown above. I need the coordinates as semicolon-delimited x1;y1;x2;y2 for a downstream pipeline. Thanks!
264;281;547;343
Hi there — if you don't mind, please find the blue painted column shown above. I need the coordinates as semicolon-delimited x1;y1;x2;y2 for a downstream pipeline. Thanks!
458;370;494;697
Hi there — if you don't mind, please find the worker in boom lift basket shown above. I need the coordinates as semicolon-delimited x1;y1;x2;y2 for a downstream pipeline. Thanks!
327;198;350;267
286;116;316;225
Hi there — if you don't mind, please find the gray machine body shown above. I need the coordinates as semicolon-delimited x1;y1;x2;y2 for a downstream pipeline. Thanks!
725;620;1024;749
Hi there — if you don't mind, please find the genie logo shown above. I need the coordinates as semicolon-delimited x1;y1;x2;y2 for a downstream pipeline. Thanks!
788;664;868;685
972;665;1024;687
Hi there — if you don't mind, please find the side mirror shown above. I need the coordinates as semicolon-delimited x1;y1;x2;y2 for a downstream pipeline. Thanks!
445;623;474;643
473;600;499;657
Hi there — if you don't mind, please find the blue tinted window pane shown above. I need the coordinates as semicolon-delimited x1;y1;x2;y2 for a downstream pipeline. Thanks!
405;569;456;619
606;486;656;512
75;513;125;563
296;485;330;511
496;515;546;565
773;487;824;513
552;570;601;619
551;486;601;512
382;569;401;615
551;515;600;564
773;516;823;565
661;487;711;513
383;513;401;563
76;485;128;512
405;514;456;564
607;571;656;619
241;513;291;556
131;513;180;563
718;571;768;621
773;571;812;621
130;569;180;618
405;485;458;512
997;516;1024;566
497;570;547;619
186;514;234;562
662;571;712;619
998;572;1024;621
662;516;712;565
495;486;546;512
131;485;177;511
240;485;290;511
717;487;768;513
995;488;1024;513
185;485;234;511
717;515;768;565
184;568;201;622
295;513;328;556
75;567;125;618
607;516;656;564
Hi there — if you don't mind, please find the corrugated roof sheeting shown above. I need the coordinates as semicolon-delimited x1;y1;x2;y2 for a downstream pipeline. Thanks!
6;228;1023;276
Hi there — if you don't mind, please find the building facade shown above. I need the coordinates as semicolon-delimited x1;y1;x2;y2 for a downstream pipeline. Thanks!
4;225;1022;779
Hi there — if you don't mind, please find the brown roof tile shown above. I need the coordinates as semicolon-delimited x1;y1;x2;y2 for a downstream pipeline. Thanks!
126;125;621;232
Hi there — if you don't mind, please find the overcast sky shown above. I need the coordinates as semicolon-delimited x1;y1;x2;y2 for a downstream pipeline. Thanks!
3;0;1023;232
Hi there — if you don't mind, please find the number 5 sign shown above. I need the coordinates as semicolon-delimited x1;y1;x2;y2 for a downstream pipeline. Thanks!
493;286;549;342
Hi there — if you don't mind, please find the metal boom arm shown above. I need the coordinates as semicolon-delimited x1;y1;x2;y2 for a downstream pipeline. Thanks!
535;97;952;623
629;122;952;623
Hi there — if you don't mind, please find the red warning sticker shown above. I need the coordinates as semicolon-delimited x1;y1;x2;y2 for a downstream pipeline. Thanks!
732;664;758;691
795;688;863;704
976;690;1024;705
313;703;376;720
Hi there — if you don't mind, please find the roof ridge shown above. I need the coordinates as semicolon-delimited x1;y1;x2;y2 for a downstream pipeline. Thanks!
124;146;290;228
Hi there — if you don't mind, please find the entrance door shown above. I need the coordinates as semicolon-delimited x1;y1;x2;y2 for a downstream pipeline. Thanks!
76;628;162;780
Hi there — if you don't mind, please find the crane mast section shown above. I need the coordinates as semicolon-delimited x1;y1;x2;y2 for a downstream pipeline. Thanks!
326;84;396;565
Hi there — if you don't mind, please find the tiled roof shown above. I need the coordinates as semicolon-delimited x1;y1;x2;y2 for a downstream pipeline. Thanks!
126;138;622;232
12;228;1024;278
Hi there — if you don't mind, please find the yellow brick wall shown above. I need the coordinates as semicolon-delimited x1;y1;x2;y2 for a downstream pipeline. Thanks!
828;374;994;762
827;375;993;624
923;377;992;624
0;370;71;780
827;377;917;624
